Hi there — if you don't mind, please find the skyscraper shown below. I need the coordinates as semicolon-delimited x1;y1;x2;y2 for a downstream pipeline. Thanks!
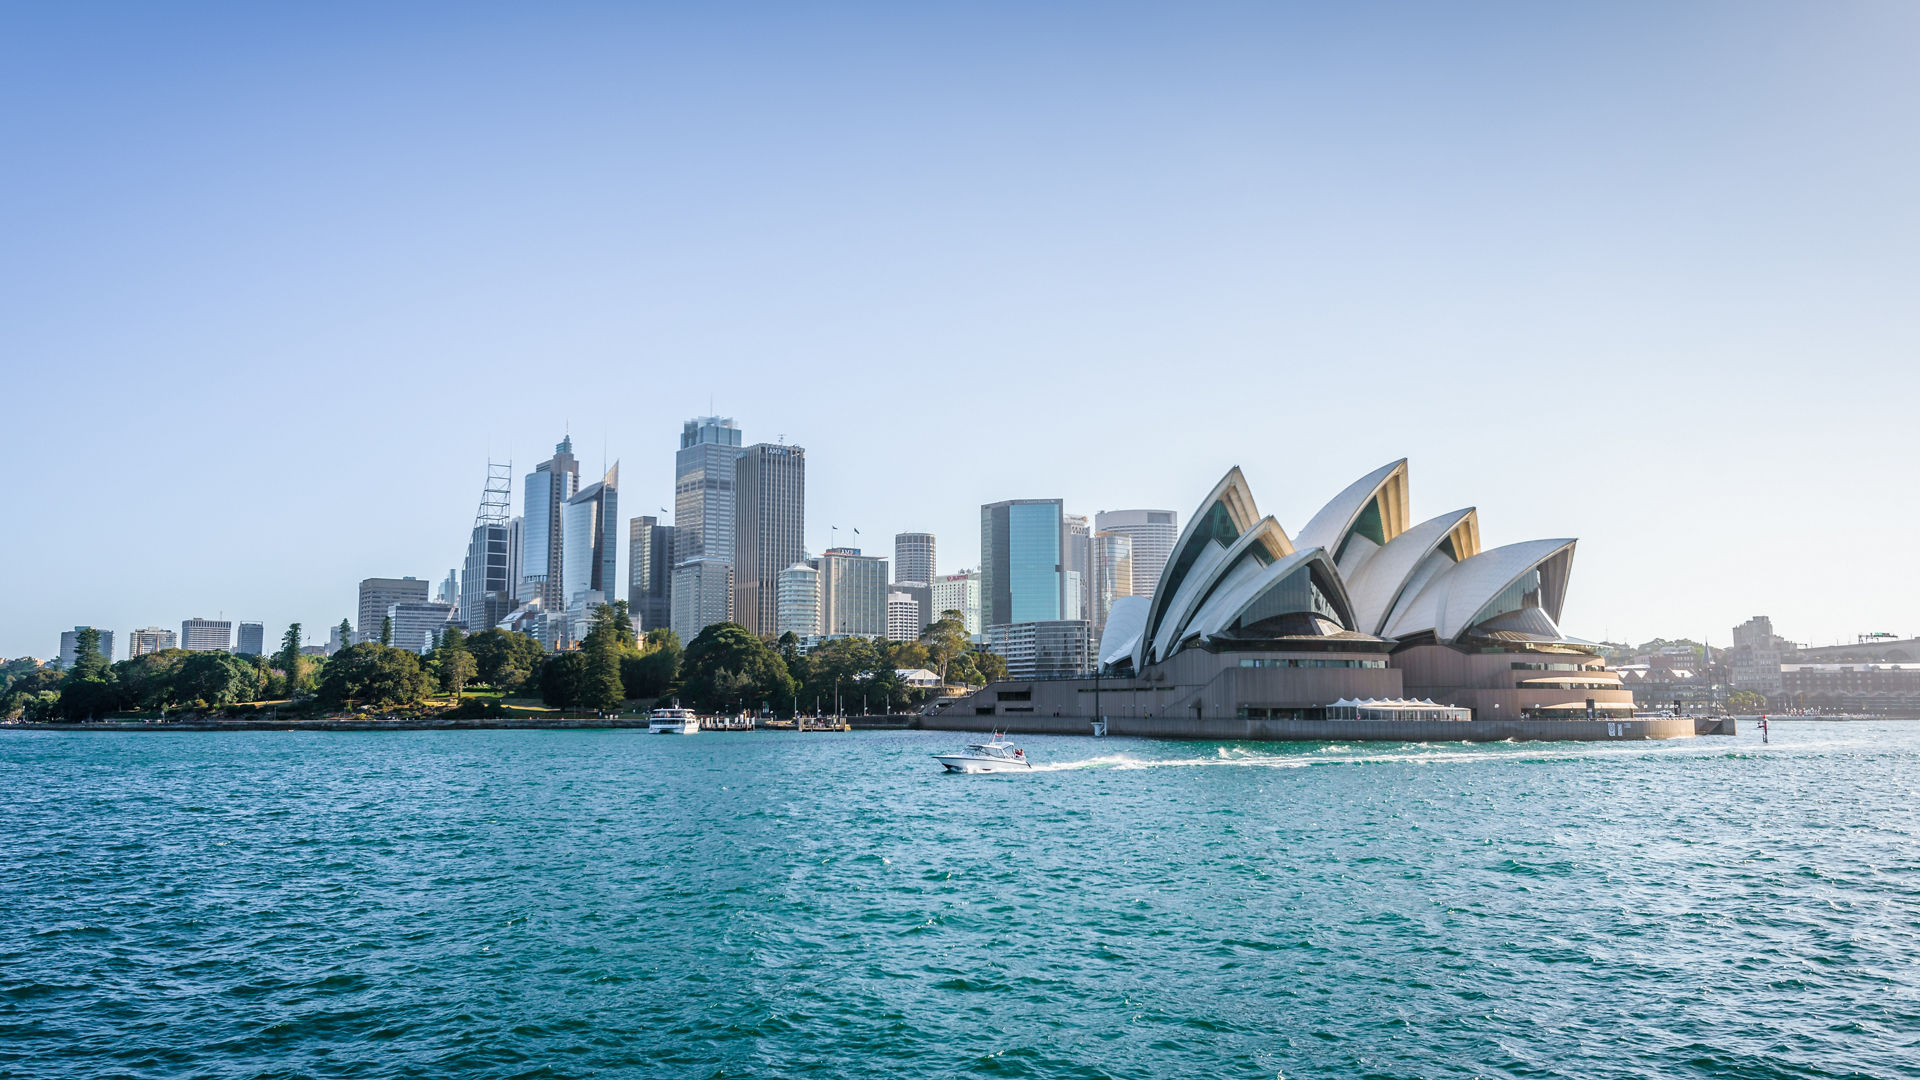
357;578;428;643
521;437;580;611
819;548;888;637
887;591;920;642
674;416;743;564
388;601;456;654
894;532;936;585
627;516;676;633
930;570;982;635
128;627;176;657
236;622;266;656
1063;514;1091;623
671;557;733;643
463;462;517;633
562;463;618;608
776;561;821;638
180;618;233;652
1093;509;1178;600
58;626;114;668
1091;531;1134;640
979;499;1065;628
733;443;806;637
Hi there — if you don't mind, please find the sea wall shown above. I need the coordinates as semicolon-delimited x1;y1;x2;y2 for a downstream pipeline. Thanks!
919;711;1701;742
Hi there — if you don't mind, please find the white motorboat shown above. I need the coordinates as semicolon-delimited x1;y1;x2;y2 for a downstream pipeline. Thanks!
648;706;700;734
933;733;1032;773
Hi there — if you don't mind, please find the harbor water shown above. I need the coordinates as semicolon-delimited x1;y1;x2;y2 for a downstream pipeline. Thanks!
2;722;1916;1078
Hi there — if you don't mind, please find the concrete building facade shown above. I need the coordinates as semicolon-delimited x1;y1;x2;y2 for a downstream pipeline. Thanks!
733;443;807;637
894;532;936;585
236;622;265;657
674;416;743;565
357;578;429;644
58;627;114;669
670;557;733;643
180;618;233;653
776;561;822;638
1093;509;1178;600
819;547;888;637
128;627;176;657
930;570;982;635
627;516;676;633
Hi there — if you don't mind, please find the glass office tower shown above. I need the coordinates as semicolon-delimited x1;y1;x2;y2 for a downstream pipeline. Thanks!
979;499;1065;628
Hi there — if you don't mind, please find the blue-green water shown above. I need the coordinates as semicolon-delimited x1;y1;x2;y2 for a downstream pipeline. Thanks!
3;723;1917;1079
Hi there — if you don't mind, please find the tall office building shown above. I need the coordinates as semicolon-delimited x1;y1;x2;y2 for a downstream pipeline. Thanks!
887;592;921;642
506;516;524;602
435;572;458;607
236;622;266;656
670;557;734;643
733;443;806;637
674;416;744;564
819;547;889;637
1093;509;1178;599
58;626;114;669
1063;514;1092;623
776;561;822;638
521;437;580;611
980;499;1065;628
894;532;936;585
562;463;619;609
930;570;982;635
1091;531;1134;640
627;516;676;633
463;462;517;634
180;618;233;652
388;601;456;654
128;627;176;657
357;577;429;643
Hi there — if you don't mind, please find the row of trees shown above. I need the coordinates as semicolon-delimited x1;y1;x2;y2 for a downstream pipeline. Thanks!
3;605;1006;722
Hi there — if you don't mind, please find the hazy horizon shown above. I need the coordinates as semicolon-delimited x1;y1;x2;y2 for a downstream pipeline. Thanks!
4;3;1917;658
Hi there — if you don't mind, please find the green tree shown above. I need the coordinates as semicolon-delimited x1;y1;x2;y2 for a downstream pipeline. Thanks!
316;643;431;708
921;611;970;685
540;651;590;708
276;624;303;677
577;605;632;712
116;649;191;711
379;616;393;647
434;626;476;698
337;618;354;649
66;627;111;682
1727;689;1768;713
621;628;682;700
797;636;881;715
679;623;794;715
467;628;546;692
176;651;265;708
970;647;1008;684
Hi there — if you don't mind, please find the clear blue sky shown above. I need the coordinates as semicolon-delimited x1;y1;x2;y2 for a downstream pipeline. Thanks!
3;2;1916;658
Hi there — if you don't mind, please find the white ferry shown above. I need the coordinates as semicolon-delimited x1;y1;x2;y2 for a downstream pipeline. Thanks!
648;706;700;734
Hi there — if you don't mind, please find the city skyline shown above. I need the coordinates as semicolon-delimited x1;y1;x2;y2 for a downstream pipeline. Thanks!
5;5;1920;657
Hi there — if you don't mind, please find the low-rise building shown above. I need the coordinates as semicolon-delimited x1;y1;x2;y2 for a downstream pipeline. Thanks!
128;627;176;657
986;621;1093;680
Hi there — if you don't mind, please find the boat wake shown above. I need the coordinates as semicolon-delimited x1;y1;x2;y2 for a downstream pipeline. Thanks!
1023;738;1787;772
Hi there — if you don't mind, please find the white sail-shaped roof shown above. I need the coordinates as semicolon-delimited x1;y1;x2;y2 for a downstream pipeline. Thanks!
1382;538;1576;643
1293;460;1410;578
1185;547;1355;643
1143;532;1236;666
1148;518;1297;659
1099;596;1150;670
1343;508;1480;636
1135;467;1261;669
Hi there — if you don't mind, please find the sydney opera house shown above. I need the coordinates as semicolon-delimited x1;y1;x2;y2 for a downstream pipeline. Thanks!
936;461;1709;741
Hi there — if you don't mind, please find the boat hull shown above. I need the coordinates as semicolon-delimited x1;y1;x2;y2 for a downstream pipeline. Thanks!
934;754;1031;773
649;722;699;734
